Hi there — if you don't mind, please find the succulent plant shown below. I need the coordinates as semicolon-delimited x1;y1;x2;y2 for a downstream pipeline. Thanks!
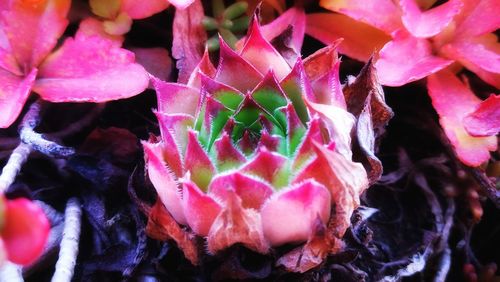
143;14;392;272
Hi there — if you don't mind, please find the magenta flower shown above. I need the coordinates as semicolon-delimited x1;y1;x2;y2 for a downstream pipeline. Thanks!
0;0;150;128
0;197;49;266
89;0;194;36
306;0;499;166
143;14;390;272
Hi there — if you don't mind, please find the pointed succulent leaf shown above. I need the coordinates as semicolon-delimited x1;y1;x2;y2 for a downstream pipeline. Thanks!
155;112;194;156
240;16;291;80
463;94;500;137
184;130;216;190
215;37;263;92
280;59;312;124
153;78;201;116
200;73;244;110
303;45;345;107
427;70;497;166
143;141;186;224
181;179;221;236
187;48;217;88
240;147;289;188
261;180;331;246
213;132;247;171
209;172;273;210
207;190;268;254
292;117;324;171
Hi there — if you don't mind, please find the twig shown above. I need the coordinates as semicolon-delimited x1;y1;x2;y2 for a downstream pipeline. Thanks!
22;223;64;277
19;101;74;158
0;263;23;282
0;143;31;192
51;198;81;282
466;167;500;209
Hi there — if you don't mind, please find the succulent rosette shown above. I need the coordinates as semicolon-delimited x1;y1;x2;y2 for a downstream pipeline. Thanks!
143;15;391;272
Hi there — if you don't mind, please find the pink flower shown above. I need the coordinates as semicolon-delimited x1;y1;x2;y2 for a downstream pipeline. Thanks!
307;0;500;166
143;13;390;272
0;0;150;128
0;197;50;266
89;0;195;36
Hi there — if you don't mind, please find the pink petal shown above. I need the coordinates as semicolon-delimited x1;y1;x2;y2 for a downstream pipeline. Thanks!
181;180;221;236
240;147;289;188
120;0;169;19
207;190;268;254
208;172;274;210
214;36;263;93
1;0;70;69
131;47;172;82
464;94;500;137
400;0;463;38
34;30;149;102
375;30;453;86
306;13;391;62
155;112;194;155
3;198;50;265
319;0;402;34
455;0;500;38
0;24;20;75
143;141;186;224
184;130;216;190
153;79;200;116
441;34;500;76
0;68;37;128
213;132;247;171
240;16;291;80
261;180;331;246
427;70;497;166
77;17;123;45
168;0;195;9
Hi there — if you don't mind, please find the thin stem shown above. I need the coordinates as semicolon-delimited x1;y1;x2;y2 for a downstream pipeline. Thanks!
0;143;31;192
51;198;81;282
19;101;74;158
0;263;23;282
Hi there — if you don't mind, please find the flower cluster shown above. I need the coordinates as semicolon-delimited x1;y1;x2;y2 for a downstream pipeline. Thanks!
144;15;391;272
307;0;499;166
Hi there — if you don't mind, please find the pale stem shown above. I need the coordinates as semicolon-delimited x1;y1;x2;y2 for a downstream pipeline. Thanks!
51;198;81;282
